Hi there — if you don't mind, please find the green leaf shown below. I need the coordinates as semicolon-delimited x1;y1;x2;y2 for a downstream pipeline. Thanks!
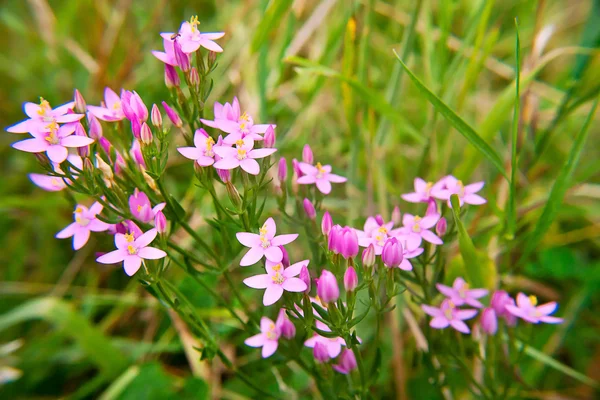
521;98;599;261
250;0;294;53
394;52;508;179
0;297;128;378
285;55;423;142
506;21;521;238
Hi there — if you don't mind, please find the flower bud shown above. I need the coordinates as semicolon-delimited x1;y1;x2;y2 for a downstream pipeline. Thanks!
382;237;403;268
391;206;401;226
151;104;162;128
317;270;339;303
344;266;358;292
98;137;112;156
174;39;190;72
303;198;316;220
83;157;94;173
88;114;103;139
333;349;357;374
300;265;311;293
481;308;498;335
189;67;200;89
302;144;313;164
164;64;180;88
276;309;296;339
491;290;517;326
426;198;439;217
321;211;332;236
162;101;183;128
278;157;287;182
338;227;359;259
264;125;276;148
95;153;113;180
361;244;376;268
292;158;302;177
74;89;86;114
75;123;89;158
140;123;153;145
155;210;167;234
217;167;231;183
130;140;146;168
208;51;217;68
313;342;330;363
131;91;148;121
375;215;384;226
114;151;126;176
280;246;290;268
226;181;242;207
328;224;341;254
130;118;141;139
435;217;447;237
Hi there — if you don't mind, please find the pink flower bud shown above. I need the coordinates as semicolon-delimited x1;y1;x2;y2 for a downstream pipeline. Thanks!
375;215;385;225
382;237;403;268
75;123;89;158
131;91;148;121
338;227;359;259
162;101;183;128
300;265;311;293
361;244;376;268
189;67;200;88
391;206;401;226
130;118;141;139
344;266;358;292
481;308;498;335
278;157;287;182
302;144;313;164
140;123;153;145
208;51;217;67
292;158;302;177
426;199;439;217
328;224;342;254
99;137;112;156
276;309;296;339
164;64;180;88
130;140;146;169
435;217;447;237
333;349;357;374
88;114;102;139
303;198;316;220
321;211;333;236
151;104;162;127
174;39;190;72
280;246;290;268
74;89;86;114
264;125;276;148
317;270;339;303
217;167;231;183
490;290;517;326
313;342;330;363
114;151;126;176
155;210;167;234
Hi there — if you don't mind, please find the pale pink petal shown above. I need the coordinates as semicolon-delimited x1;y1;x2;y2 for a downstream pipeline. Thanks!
123;256;142;276
236;232;261;247
12;138;48;153
46;145;69;163
57;124;76;137
270;234;298;246
297;175;316;184
435;284;455;298
261;340;278;358
536;302;557;316
135;228;158;248
304;336;318;348
213;146;237;158
177;146;203;160
420;215;439;229
181;40;201;54
414;178;427;192
115;234;129;250
196;156;215;166
421;230;443;245
401;192;423;203
316;179;332;194
398;259;413;271
264;246;283;263
250;124;273;134
405;234;422;250
56;114;84;123
450;320;470;334
430;317;450;329
201;32;225;40
97;249;126;264
56;223;77;239
30;174;66;191
240;158;260;175
243;274;270;289
421;305;443;318
464;194;487;205
298;162;317;175
24;102;40;118
539;316;563;324
73;229;90;250
283;260;309;278
104;87;121;108
200;118;218;128
326;341;342;358
215;119;240;134
240;246;264;266
138;247;167;259
455;309;478;320
263;285;284;306
465;181;484;194
516;293;530;308
244;333;265;347
249;148;277;159
282;278;307;292
326;174;347;183
61;136;94;147
402;214;415;226
213;158;239;170
199;39;223;53
263;218;276;236
88;219;110;232
467;289;489;298
6;119;35;133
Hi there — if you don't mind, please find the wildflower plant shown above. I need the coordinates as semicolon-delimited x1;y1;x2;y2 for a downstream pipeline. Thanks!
3;6;594;399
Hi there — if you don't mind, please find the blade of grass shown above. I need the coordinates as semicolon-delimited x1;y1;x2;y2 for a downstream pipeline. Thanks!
395;52;508;179
520;98;598;262
250;0;294;53
506;21;521;239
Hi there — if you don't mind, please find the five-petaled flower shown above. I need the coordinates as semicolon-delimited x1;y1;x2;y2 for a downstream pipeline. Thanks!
129;189;166;224
505;293;563;324
244;317;280;358
87;87;126;122
421;299;478;334
356;216;395;255
166;16;225;54
435;176;486;207
297;162;347;195
213;137;276;175
401;177;447;203
236;218;298;266
243;260;309;306
96;228;167;276
56;202;111;250
392;213;442;250
7;97;82;134
436;277;488;308
177;128;217;166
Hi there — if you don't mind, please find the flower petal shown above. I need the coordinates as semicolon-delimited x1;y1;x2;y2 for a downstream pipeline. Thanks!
315;179;332;194
240;246;264;266
464;194;487;205
56;223;77;239
264;245;283;263
261;340;278;358
213;157;239;170
283;260;309;278
249;148;277;159
240;158;260;175
282;278;307;292
455;309;478;320
236;232;261;247
263;285;284;306
46;145;69;163
12;138;48;153
177;146;202;160
73;229;90;250
243;274;270;289
61;136;94;147
97;249;126;264
138;247;167;260
327;174;347;183
421;229;443;245
135;228;158;248
297;175;316;184
123;256;142;276
449;320;470;334
430;317;450;329
271;233;298;246
244;333;265;347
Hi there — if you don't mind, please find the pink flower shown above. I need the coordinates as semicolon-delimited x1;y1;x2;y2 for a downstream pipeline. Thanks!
7;98;82;133
244;317;280;358
333;349;357;374
357;216;395;255
243;259;308;306
177;129;216;166
297;162;346;195
401;177;447;203
505;293;563;324
130;139;146;169
121;90;148;124
316;270;339;303
201;98;274;144
236;217;298;266
421;299;478;334
480;308;498;335
129;189;166;224
167;16;225;54
12;121;94;163
87;87;126;122
392;213;442;249
152;33;178;66
56;202;111;250
436;277;488;308
381;237;403;268
96;228;166;276
396;245;423;271
29;154;82;192
304;321;346;358
434;176;486;207
490;290;517;326
275;309;296;339
213;137;276;175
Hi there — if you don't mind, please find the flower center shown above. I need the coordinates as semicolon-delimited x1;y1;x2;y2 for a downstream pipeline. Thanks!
412;223;421;233
458;284;469;299
124;233;135;242
378;226;388;234
265;323;277;340
456;180;465;196
316;162;325;179
74;207;90;226
528;295;538;306
425;182;433;196
271;272;285;285
260;236;270;248
271;263;282;272
444;301;455;320
374;234;386;247
238;112;251;132
44;121;60;145
236;148;247;160
37;97;51;116
204;137;215;156
127;245;138;255
112;101;121;111
189;15;200;33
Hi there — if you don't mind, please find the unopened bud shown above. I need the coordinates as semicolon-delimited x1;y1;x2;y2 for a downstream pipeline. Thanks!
303;198;316;220
75;123;89;157
302;144;313;164
436;217;447;237
217;167;231;183
190;67;200;89
226;181;242;207
95;153;113;180
278;157;287;182
88;114;103;139
74;89;87;114
174;39;190;72
140;123;153;145
300;265;311;293
344;266;358;292
151;104;162;128
208;51;217;68
361;244;376;268
155;211;167;234
162;101;183;128
264;125;275;148
391;206;401;226
164;64;180;88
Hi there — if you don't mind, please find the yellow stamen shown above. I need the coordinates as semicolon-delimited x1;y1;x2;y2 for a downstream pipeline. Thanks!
112;101;121;110
235;139;245;147
378;226;388;233
412;223;421;233
37;97;50;115
271;263;282;271
271;272;285;285
189;15;200;32
127;245;137;255
239;112;249;122
528;295;538;306
205;136;214;150
237;148;247;160
124;233;135;242
137;205;143;212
